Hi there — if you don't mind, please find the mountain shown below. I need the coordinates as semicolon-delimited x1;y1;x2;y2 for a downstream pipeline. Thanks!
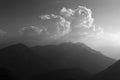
31;42;115;74
0;44;34;80
92;59;120;80
29;68;90;80
0;42;115;80
95;45;120;60
0;67;12;80
0;43;50;80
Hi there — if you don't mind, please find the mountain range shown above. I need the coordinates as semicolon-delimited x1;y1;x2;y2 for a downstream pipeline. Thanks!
0;42;115;80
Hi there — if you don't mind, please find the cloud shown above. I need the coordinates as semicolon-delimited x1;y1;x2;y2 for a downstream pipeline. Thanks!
60;6;94;27
19;26;43;37
39;14;71;39
59;6;103;41
19;5;104;43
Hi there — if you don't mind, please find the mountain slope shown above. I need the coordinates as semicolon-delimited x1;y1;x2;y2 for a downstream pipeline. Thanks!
93;60;120;80
0;42;115;80
29;68;90;80
31;42;115;74
0;44;51;80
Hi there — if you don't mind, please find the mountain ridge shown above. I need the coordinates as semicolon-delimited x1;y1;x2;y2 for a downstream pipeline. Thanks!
93;59;120;80
0;42;115;80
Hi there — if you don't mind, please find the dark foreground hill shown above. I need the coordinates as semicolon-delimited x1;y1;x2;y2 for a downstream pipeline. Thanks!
92;59;120;80
0;42;115;80
29;68;90;80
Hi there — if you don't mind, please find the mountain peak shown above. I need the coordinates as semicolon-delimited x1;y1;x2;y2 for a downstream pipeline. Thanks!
0;43;28;51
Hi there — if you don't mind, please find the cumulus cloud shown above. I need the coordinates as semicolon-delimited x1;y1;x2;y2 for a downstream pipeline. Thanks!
60;6;94;27
20;5;104;43
59;6;103;41
19;26;43;37
39;14;71;39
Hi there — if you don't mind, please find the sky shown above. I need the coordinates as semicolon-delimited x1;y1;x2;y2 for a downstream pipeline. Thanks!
0;0;120;59
0;0;120;33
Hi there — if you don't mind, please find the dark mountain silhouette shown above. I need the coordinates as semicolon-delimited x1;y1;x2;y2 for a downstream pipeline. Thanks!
31;42;115;74
0;44;34;80
29;68;90;80
92;59;120;80
0;42;115;80
0;67;13;80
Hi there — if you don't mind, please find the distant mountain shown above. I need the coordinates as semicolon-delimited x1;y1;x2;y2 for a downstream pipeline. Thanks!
93;59;120;80
31;42;115;74
95;45;120;60
0;42;115;80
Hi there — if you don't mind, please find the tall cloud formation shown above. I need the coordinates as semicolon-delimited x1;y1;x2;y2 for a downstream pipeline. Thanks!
39;14;71;39
59;6;103;41
20;5;103;43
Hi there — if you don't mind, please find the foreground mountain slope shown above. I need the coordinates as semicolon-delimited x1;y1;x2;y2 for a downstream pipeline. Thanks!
93;59;120;80
0;42;115;80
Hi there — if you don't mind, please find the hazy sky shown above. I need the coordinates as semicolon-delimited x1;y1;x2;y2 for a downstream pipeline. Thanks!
0;0;120;59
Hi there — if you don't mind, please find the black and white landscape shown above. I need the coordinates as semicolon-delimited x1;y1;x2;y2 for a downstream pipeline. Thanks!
0;0;120;80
